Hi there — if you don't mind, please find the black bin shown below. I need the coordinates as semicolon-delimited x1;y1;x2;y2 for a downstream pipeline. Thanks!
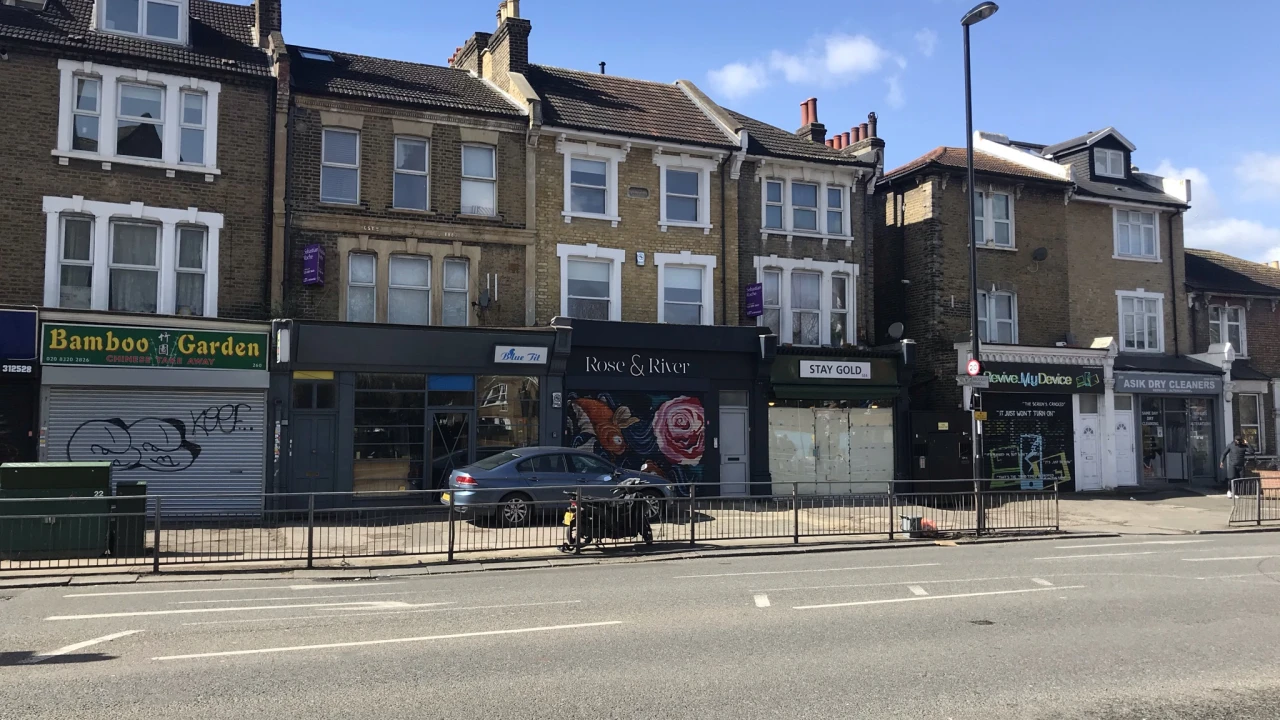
110;480;148;558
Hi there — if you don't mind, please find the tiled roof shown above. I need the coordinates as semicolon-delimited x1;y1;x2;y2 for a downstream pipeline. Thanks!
882;147;1070;184
1232;360;1271;381
726;110;872;166
1040;130;1101;158
0;0;270;76
1185;249;1280;296
1115;353;1224;375
289;47;524;117
525;65;735;149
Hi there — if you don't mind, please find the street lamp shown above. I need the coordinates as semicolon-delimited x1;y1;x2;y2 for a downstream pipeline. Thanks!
963;1;997;525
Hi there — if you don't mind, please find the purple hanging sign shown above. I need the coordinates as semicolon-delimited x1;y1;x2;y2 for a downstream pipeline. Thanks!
744;282;764;318
302;244;325;286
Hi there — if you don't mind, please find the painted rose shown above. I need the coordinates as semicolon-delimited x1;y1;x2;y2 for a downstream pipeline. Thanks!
653;396;705;465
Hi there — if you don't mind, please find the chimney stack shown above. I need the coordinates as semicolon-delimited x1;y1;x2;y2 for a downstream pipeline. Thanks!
868;111;877;138
1270;260;1280;270
489;0;530;77
797;97;826;144
253;0;282;48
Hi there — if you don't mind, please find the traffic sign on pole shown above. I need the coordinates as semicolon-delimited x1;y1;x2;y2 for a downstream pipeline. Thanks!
966;358;982;376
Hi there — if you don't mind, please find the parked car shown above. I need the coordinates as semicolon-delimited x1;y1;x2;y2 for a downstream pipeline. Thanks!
443;447;673;526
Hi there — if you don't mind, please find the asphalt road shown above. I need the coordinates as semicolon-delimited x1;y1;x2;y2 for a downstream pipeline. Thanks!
3;534;1280;719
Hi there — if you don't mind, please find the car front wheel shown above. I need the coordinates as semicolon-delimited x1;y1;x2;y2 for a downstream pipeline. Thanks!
639;491;664;522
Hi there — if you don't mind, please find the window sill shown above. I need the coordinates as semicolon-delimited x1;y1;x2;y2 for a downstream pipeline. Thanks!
1113;254;1162;263
977;242;1017;252
387;206;436;216
319;200;363;209
53;149;220;180
563;211;621;227
762;230;852;244
1121;348;1165;354
458;212;502;221
660;220;713;235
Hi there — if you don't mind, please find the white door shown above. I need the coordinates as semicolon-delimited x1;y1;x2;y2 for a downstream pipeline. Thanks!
719;407;749;497
1076;413;1102;491
1115;409;1138;486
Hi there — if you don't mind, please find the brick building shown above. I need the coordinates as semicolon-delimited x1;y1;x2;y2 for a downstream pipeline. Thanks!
0;0;278;507
1185;250;1280;457
876;128;1221;491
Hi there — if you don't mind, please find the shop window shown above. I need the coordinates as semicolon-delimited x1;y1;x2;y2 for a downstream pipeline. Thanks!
347;252;376;322
768;400;895;493
428;374;475;407
442;258;470;326
353;373;426;494
1209;305;1246;357
1238;393;1263;451
478;375;540;452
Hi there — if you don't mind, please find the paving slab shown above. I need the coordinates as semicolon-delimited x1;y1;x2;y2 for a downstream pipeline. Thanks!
0;576;69;589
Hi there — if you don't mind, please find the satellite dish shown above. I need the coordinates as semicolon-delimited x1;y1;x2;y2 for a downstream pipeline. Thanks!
888;322;905;340
1031;247;1049;262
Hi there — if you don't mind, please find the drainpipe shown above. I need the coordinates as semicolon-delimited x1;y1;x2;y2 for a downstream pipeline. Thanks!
1168;209;1182;355
263;78;277;317
282;98;297;310
720;154;728;325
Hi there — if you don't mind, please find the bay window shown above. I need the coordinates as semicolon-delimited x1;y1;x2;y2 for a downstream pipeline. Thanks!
830;274;850;346
73;78;100;152
764;181;784;229
108;222;160;313
179;91;206;165
761;176;856;236
754;258;858;346
826;187;846;236
791;182;818;232
791;271;821;345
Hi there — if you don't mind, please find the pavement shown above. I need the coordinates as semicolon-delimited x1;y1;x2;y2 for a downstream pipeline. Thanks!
3;533;1280;718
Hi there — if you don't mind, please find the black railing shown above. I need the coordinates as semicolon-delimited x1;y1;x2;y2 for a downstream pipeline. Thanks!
1229;477;1280;526
0;479;1059;572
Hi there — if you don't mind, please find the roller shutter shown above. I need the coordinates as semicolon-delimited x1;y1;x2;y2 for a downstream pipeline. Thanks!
46;387;266;516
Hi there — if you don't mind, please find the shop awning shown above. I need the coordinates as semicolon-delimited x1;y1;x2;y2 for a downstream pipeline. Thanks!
771;384;900;401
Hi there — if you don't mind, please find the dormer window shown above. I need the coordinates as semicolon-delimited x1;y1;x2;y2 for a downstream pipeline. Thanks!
100;0;187;44
1095;148;1125;178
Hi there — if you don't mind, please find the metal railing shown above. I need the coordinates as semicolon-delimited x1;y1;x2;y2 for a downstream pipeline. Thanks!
0;479;1059;572
1229;476;1280;526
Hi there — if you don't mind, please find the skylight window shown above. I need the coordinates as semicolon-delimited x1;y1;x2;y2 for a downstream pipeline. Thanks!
300;50;334;62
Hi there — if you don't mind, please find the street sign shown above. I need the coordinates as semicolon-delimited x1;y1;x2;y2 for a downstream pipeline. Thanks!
956;374;990;388
966;358;982;376
974;411;988;421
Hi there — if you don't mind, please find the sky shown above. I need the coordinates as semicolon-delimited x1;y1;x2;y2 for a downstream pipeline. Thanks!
281;0;1280;263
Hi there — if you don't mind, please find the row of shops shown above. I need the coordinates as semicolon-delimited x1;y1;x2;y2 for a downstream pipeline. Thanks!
2;305;1252;514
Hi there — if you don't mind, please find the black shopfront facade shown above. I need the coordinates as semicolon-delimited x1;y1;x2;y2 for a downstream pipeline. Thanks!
270;321;570;504
0;308;40;464
559;319;775;497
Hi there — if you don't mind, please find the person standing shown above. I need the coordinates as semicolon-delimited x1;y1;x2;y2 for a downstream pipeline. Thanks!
1221;435;1250;498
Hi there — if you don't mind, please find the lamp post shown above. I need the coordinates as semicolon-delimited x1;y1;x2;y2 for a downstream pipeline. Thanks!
963;1;997;528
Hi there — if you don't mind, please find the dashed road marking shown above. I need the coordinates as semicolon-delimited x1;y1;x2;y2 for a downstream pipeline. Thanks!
907;585;929;596
1031;578;1054;587
180;600;584;627
673;563;940;579
1034;552;1160;560
48;600;453;621
65;582;407;598
754;594;771;608
1182;555;1280;563
1053;540;1211;549
794;585;1085;611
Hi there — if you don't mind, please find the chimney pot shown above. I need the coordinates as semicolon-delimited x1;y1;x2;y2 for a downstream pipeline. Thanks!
868;111;878;138
807;97;819;123
800;100;811;126
859;122;869;140
835;135;845;150
842;131;852;147
826;139;834;148
851;127;861;142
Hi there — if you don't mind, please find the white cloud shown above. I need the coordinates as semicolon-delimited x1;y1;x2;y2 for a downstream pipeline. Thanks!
824;34;889;76
885;74;905;109
1156;160;1280;263
1235;152;1280;201
706;62;768;100
914;28;938;57
767;33;891;86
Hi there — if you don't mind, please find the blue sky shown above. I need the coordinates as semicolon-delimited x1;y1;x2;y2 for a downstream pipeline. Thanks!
282;0;1280;262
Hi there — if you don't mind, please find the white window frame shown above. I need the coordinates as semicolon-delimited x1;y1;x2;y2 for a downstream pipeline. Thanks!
58;215;96;310
42;196;222;316
346;252;377;323
763;179;784;230
557;243;624;321
1209;304;1247;358
392;136;431;211
556;138;624;225
826;185;847;238
115;82;165;162
653;153;716;233
386;254;431;326
321;128;361;205
174;225;207;316
654;252;717;326
972;189;1015;248
55;61;220;175
442;257;471;327
760;267;782;335
1116;289;1165;353
460;143;497;216
1113;207;1160;261
178;90;207;166
107;221;162;314
72;76;101;153
829;272;852;345
977;290;1019;344
1238;393;1264;451
1095;148;1125;178
757;167;858;240
752;256;859;347
96;0;189;45
791;181;820;234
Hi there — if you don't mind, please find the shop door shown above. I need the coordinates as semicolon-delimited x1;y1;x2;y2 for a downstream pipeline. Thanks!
1075;395;1103;491
719;407;750;497
0;380;36;464
1188;398;1215;481
1164;400;1190;482
291;414;336;496
1114;396;1138;486
428;411;473;491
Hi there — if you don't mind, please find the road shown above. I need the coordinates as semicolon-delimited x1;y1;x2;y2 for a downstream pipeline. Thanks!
3;533;1280;719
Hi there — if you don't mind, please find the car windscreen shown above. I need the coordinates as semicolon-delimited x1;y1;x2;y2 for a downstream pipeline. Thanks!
469;450;524;471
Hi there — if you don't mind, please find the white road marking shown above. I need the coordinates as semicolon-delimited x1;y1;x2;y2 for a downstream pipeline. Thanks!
1031;578;1054;587
1182;555;1280;563
1054;540;1211;549
174;591;417;605
794;585;1085;610
153;621;624;661
673;563;940;579
756;576;1023;593
1034;551;1160;560
180;600;584;627
65;582;407;598
48;600;452;621
753;594;771;608
906;585;929;596
19;630;141;665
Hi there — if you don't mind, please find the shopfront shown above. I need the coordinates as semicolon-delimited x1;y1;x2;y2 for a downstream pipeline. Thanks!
560;319;773;497
271;321;569;503
0;308;40;464
1115;370;1223;483
767;346;910;494
38;315;271;515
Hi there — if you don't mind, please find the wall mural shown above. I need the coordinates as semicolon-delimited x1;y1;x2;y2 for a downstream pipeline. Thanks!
565;391;706;490
65;403;256;473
